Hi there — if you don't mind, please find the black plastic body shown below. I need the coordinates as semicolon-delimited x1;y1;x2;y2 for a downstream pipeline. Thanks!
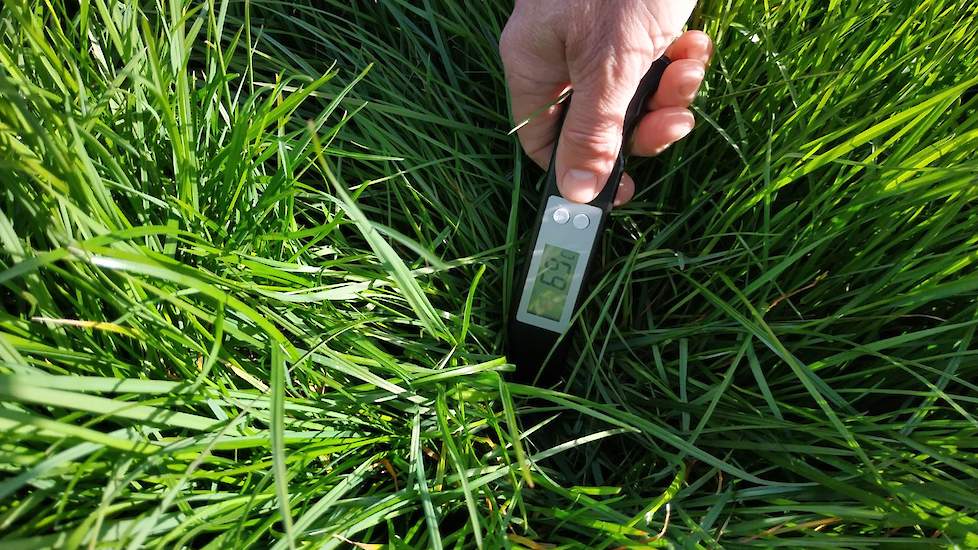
508;56;671;385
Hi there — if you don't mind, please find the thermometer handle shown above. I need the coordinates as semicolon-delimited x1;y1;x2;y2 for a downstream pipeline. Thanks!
509;56;671;385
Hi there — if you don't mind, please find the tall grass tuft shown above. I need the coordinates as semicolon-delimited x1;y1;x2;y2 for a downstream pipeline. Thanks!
1;0;977;548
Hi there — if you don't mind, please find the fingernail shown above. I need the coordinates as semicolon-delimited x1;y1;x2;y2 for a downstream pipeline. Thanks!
693;33;714;61
680;67;705;98
561;169;599;202
667;111;695;140
613;178;633;207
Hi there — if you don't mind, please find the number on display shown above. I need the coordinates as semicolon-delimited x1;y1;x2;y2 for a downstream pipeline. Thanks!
539;249;577;291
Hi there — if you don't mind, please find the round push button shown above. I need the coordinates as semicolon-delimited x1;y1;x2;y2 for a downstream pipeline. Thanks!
553;208;570;224
572;213;590;229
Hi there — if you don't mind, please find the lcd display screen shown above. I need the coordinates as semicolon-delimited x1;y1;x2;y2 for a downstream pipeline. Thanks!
527;244;580;321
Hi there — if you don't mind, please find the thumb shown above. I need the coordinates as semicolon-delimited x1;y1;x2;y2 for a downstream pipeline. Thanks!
555;56;651;203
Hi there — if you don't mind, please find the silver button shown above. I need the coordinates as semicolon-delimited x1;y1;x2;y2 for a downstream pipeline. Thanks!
553;208;570;224
572;213;590;229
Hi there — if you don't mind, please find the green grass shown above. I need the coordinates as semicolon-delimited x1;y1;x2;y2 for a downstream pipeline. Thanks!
1;0;978;548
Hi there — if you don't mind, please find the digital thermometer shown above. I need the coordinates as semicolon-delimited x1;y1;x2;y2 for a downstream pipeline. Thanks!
508;56;671;383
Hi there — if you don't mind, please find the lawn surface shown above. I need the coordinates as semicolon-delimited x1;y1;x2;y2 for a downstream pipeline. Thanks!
1;0;977;548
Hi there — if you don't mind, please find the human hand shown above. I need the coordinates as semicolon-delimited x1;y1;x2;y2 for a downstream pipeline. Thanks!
500;0;712;205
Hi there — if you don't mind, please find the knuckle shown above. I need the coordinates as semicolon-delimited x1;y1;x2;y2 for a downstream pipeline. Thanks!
568;21;656;91
498;22;522;67
560;120;621;161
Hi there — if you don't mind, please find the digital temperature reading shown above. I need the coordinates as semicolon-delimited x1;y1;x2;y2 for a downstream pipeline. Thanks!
527;245;580;321
508;56;671;379
514;196;599;333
